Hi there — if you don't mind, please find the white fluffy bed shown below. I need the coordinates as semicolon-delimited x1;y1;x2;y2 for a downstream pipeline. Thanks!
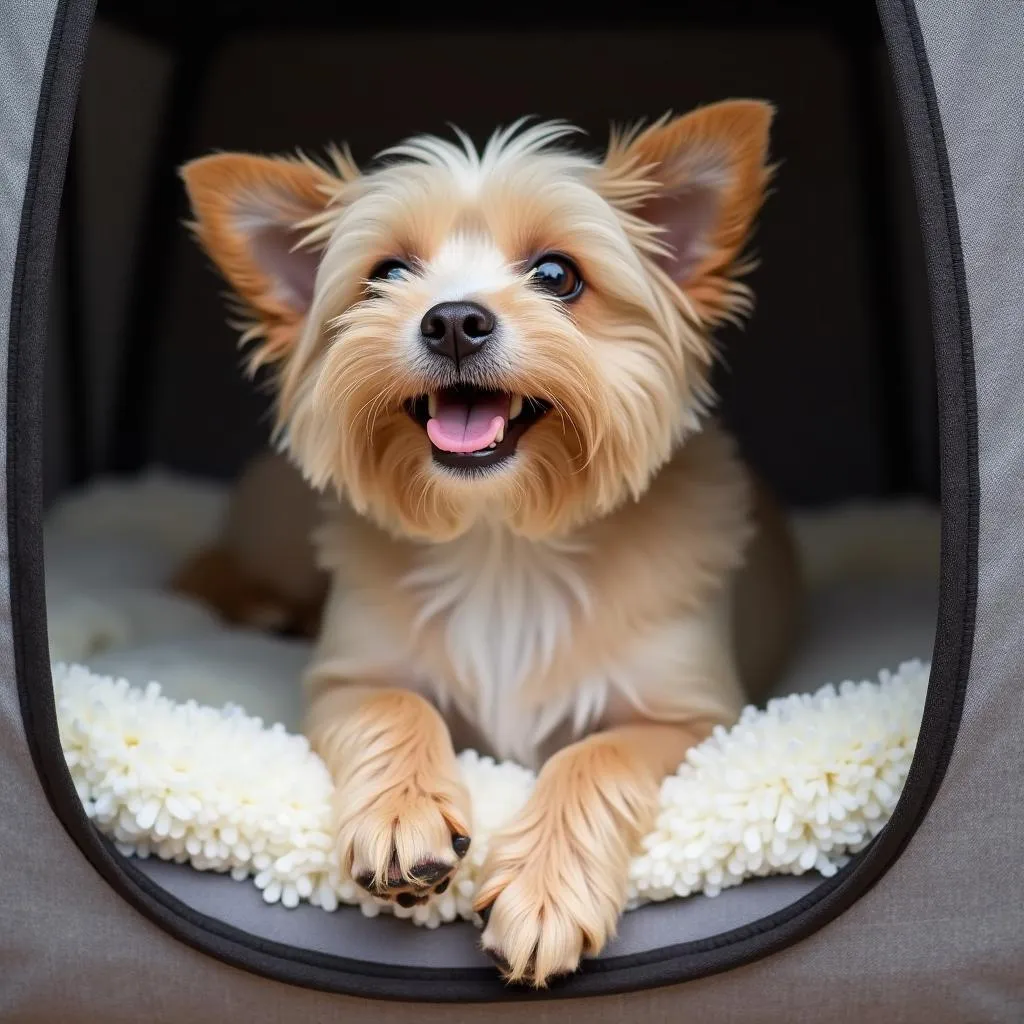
47;472;939;928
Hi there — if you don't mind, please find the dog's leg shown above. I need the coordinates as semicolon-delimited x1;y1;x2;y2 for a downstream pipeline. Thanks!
474;719;713;986
171;546;321;636
307;682;472;906
170;453;327;637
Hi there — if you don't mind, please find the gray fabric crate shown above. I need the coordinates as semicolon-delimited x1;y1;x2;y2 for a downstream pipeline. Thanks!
1;1;1020;1020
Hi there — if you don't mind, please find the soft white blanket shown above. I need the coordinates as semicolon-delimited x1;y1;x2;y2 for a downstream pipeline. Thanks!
48;471;938;927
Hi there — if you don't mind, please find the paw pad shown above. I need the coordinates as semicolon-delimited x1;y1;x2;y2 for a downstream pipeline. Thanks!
354;830;470;905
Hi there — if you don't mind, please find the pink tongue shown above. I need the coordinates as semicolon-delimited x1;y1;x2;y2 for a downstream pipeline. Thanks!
427;393;509;453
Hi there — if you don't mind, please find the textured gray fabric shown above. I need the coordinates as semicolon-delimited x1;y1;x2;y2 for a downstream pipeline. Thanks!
0;0;70;1016
920;0;1024;722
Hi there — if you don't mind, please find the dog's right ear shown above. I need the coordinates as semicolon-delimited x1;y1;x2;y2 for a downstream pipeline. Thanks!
180;153;346;369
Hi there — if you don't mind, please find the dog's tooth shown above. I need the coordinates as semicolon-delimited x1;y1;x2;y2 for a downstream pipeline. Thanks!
487;441;497;449
494;423;505;444
427;394;438;418
509;395;523;421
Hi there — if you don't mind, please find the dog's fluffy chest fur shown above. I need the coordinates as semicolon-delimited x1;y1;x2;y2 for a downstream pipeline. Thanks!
308;427;753;766
403;526;604;763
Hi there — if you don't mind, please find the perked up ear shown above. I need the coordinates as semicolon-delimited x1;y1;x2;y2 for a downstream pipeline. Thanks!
180;152;347;370
601;100;775;324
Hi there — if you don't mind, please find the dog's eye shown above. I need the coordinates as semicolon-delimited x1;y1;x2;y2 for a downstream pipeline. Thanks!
529;254;583;301
368;259;411;283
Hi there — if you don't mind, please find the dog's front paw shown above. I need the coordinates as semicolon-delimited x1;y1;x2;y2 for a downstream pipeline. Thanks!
335;768;472;907
473;823;626;987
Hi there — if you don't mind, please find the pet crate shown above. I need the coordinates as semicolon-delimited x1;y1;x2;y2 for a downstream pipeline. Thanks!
2;0;1016;1020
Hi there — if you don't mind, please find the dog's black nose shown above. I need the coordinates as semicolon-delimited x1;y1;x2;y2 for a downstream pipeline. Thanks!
419;301;495;367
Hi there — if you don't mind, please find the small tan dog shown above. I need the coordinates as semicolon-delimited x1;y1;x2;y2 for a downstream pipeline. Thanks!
175;100;800;986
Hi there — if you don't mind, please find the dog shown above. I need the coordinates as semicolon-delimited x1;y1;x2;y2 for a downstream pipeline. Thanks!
174;100;801;986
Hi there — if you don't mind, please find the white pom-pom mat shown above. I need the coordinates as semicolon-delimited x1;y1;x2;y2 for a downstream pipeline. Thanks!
56;659;927;927
46;472;936;928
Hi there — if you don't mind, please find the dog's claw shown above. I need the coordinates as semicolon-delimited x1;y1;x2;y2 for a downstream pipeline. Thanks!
482;942;575;988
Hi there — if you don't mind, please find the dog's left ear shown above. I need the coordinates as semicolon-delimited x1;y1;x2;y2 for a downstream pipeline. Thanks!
601;100;774;323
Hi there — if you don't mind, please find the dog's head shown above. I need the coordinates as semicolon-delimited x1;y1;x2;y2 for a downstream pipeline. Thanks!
182;101;773;541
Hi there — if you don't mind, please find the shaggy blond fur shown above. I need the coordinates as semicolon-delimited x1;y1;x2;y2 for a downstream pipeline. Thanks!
178;100;799;986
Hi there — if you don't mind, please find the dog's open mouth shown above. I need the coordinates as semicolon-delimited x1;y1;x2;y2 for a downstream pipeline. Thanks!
405;387;550;471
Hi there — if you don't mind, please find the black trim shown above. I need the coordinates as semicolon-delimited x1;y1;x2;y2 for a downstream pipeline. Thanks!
10;0;977;1003
10;0;96;808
